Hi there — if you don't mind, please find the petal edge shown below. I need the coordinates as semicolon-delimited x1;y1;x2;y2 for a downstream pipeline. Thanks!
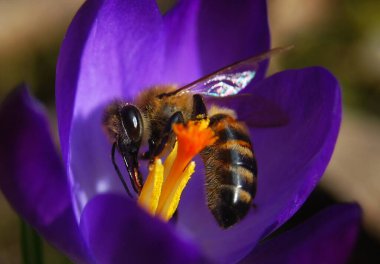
0;85;89;263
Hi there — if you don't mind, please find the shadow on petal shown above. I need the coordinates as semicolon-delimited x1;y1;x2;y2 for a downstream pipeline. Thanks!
206;94;289;128
241;204;361;264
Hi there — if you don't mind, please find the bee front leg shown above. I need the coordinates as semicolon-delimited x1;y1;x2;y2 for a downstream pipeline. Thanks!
143;111;185;162
140;139;156;160
192;94;208;120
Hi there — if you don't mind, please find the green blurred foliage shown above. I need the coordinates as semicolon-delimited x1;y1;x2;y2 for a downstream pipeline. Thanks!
277;0;380;117
0;42;59;107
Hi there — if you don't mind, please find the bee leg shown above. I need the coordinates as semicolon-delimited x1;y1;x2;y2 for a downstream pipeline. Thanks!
191;94;208;120
111;142;134;198
140;138;156;160
150;111;185;160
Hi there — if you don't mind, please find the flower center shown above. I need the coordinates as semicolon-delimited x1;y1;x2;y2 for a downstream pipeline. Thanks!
138;119;217;221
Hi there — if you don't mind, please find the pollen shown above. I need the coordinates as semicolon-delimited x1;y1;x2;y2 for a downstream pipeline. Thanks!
137;159;163;215
138;119;217;221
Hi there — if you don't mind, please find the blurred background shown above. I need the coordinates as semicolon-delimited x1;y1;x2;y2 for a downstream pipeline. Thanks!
1;0;379;263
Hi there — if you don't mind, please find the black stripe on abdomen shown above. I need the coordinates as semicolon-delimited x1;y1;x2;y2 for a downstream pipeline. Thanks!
215;124;252;144
216;148;257;180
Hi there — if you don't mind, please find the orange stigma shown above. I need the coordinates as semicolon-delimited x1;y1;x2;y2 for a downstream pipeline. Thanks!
138;119;217;221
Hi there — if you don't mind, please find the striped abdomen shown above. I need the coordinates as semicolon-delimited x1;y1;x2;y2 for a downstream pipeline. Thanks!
200;113;257;228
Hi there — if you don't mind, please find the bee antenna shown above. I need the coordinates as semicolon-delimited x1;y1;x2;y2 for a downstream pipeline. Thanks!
111;142;134;198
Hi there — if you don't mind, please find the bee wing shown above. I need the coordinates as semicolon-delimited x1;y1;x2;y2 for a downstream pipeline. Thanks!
165;46;292;98
178;64;257;97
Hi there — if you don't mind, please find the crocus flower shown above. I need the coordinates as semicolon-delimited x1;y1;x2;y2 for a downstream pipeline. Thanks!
0;0;360;263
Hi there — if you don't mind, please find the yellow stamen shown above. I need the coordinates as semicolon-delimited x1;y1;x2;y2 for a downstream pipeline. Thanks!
156;119;217;219
163;142;178;181
137;159;163;215
138;119;217;221
157;161;195;221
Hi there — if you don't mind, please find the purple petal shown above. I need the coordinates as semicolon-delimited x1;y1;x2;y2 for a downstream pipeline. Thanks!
241;204;361;264
80;193;202;264
177;67;342;263
162;0;202;84
197;0;270;83
251;67;342;233
0;85;89;263
56;0;165;216
162;0;270;86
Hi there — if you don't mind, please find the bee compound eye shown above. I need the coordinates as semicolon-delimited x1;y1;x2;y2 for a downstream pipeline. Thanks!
120;105;143;143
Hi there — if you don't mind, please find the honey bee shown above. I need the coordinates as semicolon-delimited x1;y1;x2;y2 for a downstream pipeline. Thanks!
103;47;288;228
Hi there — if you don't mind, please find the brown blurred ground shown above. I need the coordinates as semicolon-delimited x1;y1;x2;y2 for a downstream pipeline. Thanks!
323;111;380;240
